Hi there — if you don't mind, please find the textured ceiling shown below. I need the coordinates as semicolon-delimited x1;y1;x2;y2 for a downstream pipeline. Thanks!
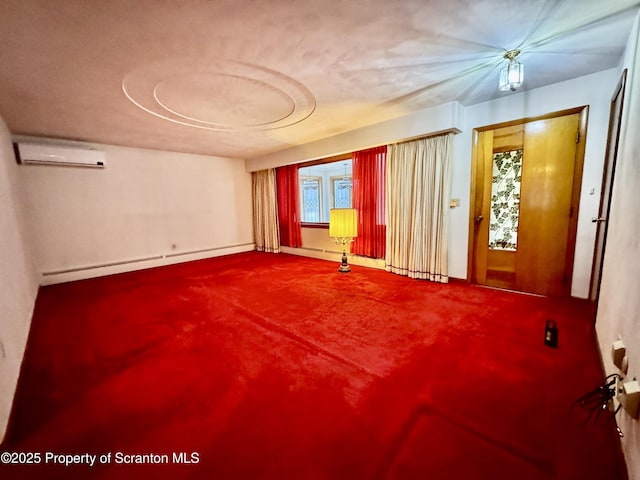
0;0;638;159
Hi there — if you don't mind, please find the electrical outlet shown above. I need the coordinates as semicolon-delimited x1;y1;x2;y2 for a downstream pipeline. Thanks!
612;340;626;369
617;378;640;418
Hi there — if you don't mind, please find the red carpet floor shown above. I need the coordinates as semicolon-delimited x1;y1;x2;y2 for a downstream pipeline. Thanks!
1;252;627;479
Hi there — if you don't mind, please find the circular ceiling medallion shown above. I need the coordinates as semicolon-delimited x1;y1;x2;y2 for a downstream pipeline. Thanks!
122;57;316;131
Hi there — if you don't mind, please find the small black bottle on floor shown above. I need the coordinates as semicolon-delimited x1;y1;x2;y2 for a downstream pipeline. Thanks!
544;319;558;348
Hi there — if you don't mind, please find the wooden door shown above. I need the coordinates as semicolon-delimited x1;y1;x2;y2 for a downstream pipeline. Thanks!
589;70;627;308
515;114;580;296
469;109;586;296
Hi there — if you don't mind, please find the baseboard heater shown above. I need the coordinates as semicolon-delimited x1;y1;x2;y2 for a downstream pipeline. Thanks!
42;243;255;276
15;142;106;168
296;247;343;255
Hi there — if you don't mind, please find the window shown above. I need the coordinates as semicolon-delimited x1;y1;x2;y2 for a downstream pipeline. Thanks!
331;175;353;208
300;176;322;223
298;160;352;223
489;149;522;251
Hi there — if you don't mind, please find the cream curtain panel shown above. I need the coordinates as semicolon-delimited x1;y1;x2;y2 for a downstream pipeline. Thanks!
386;134;453;283
252;169;280;253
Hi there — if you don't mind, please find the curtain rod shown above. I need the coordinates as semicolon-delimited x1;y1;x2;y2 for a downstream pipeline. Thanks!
291;128;460;169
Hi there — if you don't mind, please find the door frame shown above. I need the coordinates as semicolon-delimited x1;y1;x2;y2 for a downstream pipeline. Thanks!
467;106;589;295
589;69;627;313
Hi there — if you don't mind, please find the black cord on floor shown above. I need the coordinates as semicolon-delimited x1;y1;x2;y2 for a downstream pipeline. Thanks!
570;373;624;437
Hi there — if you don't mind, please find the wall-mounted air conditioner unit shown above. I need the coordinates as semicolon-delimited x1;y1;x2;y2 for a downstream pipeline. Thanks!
15;142;106;168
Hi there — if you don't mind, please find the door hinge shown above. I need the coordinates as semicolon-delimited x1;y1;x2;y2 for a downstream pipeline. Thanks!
563;274;568;284
576;131;580;143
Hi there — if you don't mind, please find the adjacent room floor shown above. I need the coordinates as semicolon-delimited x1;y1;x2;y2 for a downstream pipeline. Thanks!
1;252;627;479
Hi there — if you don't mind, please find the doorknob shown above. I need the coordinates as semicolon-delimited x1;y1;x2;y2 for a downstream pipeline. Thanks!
474;215;484;223
591;217;607;223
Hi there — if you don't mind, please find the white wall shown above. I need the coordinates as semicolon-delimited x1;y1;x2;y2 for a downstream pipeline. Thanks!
16;137;254;283
246;101;464;171
596;13;640;480
452;68;618;297
0;116;39;442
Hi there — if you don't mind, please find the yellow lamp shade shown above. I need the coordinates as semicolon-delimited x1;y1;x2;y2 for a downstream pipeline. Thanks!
329;208;358;238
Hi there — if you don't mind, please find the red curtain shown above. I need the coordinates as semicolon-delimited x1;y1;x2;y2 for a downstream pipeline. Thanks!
352;146;386;258
276;165;302;248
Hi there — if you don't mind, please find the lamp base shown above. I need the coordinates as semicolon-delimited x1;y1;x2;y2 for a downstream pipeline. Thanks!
338;250;351;273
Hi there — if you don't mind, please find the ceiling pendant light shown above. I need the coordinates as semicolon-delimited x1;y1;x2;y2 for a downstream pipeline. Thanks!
499;49;524;92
